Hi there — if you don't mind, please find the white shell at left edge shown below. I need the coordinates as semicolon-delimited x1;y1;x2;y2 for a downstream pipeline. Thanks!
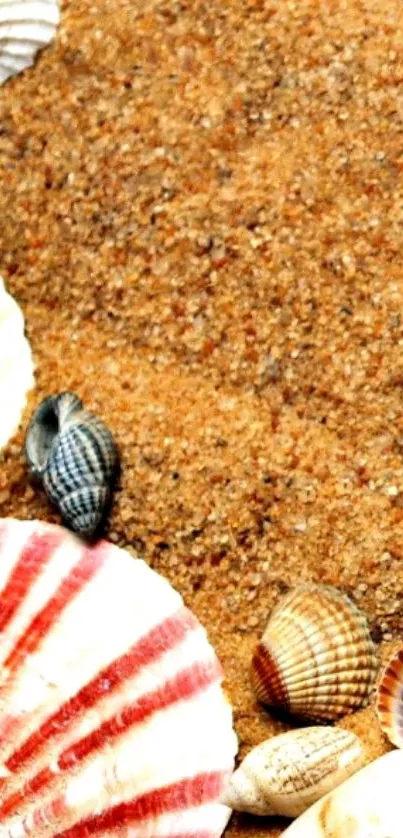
282;750;403;837
0;0;60;85
0;277;34;449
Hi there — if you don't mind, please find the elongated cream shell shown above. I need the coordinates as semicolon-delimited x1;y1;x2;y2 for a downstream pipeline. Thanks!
0;518;238;838
222;726;365;817
251;585;378;722
0;0;60;84
282;750;403;837
376;646;403;747
0;277;35;450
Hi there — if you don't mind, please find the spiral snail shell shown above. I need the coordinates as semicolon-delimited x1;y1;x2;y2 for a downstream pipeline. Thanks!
25;392;118;538
222;726;366;818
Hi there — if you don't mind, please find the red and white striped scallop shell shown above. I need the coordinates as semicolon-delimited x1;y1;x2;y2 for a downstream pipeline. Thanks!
0;518;237;838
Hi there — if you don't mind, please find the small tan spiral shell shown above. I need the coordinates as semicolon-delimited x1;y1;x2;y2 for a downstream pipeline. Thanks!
222;726;366;818
251;585;378;722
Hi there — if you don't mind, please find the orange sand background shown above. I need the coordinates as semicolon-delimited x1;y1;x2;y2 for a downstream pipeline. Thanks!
1;0;403;834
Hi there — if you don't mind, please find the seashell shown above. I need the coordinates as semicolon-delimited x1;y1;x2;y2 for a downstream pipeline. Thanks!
375;646;403;747
0;517;238;838
251;585;377;722
222;726;365;818
281;750;403;837
0;275;34;450
25;392;119;538
0;0;60;85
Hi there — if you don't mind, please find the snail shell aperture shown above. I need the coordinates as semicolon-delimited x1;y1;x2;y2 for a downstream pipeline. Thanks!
25;392;118;538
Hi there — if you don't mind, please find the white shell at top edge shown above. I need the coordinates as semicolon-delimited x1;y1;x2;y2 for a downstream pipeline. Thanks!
0;277;34;450
281;750;403;837
0;518;238;838
0;0;60;85
222;726;366;817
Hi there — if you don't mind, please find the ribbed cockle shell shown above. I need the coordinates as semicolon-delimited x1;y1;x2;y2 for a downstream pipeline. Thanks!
376;646;403;748
0;0;60;85
222;726;365;818
0;518;237;838
25;392;118;538
282;750;403;837
251;585;378;722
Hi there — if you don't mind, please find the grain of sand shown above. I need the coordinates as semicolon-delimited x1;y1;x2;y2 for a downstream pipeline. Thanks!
1;0;403;835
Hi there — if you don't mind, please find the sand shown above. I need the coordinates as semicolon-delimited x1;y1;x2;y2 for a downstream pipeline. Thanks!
1;0;403;834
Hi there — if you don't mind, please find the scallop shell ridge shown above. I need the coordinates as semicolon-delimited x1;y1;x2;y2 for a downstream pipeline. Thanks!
251;585;378;722
0;518;237;838
376;646;403;748
0;0;60;85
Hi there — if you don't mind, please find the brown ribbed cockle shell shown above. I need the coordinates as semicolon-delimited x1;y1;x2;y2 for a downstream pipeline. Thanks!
251;584;378;722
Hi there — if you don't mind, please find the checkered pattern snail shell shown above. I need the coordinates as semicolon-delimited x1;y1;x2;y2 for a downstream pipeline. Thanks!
25;392;118;538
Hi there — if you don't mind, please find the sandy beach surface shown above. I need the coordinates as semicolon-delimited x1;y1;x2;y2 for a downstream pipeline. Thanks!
1;0;403;834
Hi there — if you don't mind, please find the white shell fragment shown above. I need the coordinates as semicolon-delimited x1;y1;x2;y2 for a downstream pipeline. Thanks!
0;518;238;838
281;750;403;837
222;726;365;818
0;0;60;85
0;276;34;450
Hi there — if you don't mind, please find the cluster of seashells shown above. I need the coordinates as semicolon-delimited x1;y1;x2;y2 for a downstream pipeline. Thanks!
2;345;403;838
222;582;403;836
2;284;402;838
14;392;403;837
2;4;402;838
